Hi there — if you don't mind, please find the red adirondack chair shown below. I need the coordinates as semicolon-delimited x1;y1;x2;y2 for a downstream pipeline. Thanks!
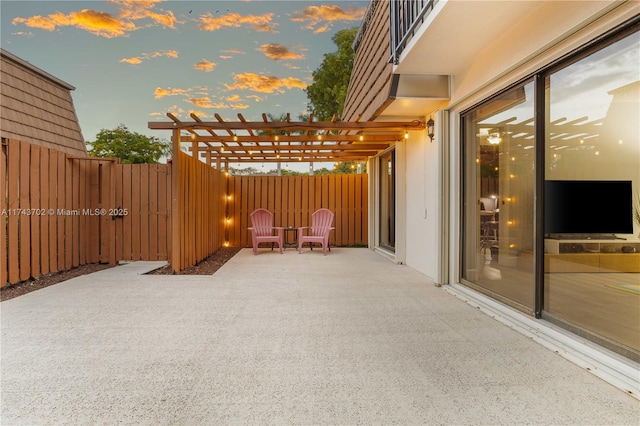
248;208;284;255
297;208;335;255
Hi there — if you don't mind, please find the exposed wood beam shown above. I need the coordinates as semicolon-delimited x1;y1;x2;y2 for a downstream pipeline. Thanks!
178;134;398;143
149;119;424;131
149;112;424;163
189;143;389;153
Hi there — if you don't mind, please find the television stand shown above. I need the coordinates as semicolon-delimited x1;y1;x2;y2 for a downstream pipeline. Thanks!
544;238;640;273
546;233;616;240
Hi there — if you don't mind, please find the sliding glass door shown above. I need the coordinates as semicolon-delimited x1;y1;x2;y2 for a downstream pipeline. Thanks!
461;24;639;358
379;150;395;252
462;82;536;311
543;30;640;355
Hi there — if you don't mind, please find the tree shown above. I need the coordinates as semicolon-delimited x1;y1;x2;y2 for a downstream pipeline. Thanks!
305;27;357;121
333;161;367;174
87;124;171;164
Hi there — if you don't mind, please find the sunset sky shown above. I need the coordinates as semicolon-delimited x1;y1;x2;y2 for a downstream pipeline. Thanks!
1;0;367;168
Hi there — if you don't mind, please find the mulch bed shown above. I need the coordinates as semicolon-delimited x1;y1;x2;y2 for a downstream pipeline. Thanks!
146;246;241;275
0;246;242;302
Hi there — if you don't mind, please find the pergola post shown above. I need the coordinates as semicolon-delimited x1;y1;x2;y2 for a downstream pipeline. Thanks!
171;127;181;273
192;139;199;161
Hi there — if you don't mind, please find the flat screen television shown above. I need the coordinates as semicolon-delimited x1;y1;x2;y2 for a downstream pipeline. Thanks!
545;180;633;237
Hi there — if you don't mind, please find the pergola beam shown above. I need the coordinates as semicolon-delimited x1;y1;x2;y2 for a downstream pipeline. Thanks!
189;143;388;152
149;112;424;163
179;135;396;143
149;119;424;131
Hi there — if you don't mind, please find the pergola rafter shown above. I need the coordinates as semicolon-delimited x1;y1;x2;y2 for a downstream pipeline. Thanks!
148;112;425;164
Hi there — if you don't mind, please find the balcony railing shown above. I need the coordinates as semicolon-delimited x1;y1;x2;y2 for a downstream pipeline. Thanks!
390;0;437;64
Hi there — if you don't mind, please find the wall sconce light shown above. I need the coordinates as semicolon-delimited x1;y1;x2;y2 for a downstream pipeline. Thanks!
427;117;435;143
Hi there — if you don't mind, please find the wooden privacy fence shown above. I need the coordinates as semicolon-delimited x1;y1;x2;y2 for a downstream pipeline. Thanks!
112;163;171;262
227;174;368;248
2;140;369;282
171;152;226;272
1;140;171;287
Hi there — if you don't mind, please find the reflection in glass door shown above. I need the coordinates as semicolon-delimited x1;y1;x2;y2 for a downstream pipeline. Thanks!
379;150;395;252
462;82;535;311
543;31;640;356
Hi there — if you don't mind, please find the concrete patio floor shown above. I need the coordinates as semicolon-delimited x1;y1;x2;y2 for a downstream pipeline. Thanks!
1;247;639;425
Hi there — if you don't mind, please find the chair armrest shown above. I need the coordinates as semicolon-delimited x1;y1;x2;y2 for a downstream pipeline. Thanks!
320;227;335;236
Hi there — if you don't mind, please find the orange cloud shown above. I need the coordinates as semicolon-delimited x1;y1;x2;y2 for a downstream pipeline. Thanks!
13;1;177;38
194;59;216;72
121;57;143;65
114;0;178;28
161;50;178;58
259;44;305;61
219;48;246;60
225;72;307;94
187;97;216;108
188;110;210;119
221;49;246;55
13;9;136;38
226;95;241;102
154;87;188;99
290;5;365;33
121;50;178;65
199;12;277;33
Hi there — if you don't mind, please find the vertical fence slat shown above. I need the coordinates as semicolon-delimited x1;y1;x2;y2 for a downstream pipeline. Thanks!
78;159;87;265
0;142;7;286
86;161;99;264
65;157;74;269
328;175;336;246
30;145;41;278
19;141;31;281
7;140;20;283
71;159;80;267
131;165;141;260
107;160;117;265
113;163;123;261
122;164;132;260
149;164;159;260
56;152;65;272
48;149;58;273
140;164;150;261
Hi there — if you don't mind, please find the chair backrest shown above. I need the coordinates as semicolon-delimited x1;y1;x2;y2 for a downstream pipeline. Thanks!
311;208;334;235
250;208;274;236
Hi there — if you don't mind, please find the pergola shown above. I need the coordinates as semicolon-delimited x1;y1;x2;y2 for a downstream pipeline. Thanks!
148;112;426;167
